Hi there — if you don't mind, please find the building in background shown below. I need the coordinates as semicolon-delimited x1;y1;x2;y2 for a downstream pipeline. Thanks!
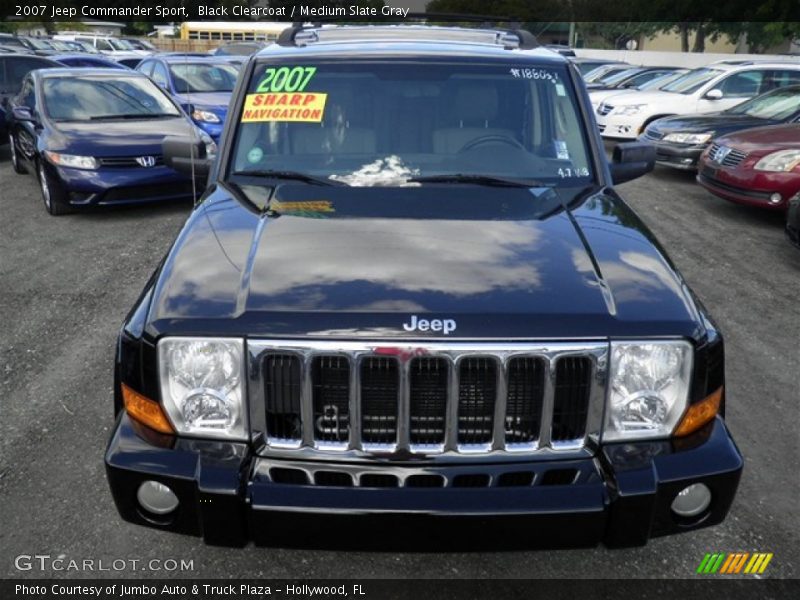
179;21;289;43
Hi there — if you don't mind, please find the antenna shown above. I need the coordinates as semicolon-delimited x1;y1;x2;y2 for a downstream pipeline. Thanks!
183;50;199;206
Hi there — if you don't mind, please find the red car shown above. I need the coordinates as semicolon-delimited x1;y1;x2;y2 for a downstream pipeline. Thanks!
697;124;800;211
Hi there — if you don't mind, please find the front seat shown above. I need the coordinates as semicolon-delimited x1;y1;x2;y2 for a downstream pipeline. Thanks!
432;83;514;154
291;90;376;155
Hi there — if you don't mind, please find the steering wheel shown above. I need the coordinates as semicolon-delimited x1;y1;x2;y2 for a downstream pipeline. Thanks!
459;134;526;153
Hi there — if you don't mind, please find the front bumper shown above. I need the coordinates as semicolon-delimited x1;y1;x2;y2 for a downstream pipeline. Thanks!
596;113;645;140
53;164;196;207
106;414;743;548
640;138;706;170
696;163;799;210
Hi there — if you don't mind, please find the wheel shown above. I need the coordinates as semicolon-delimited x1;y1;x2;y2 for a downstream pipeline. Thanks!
459;134;526;153
38;160;72;216
9;133;27;174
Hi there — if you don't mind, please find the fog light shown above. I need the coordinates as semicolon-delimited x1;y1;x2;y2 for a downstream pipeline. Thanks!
137;480;179;515
769;193;782;205
671;483;711;518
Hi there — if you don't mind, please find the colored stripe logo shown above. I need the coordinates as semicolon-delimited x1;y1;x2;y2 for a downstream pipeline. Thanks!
697;553;773;574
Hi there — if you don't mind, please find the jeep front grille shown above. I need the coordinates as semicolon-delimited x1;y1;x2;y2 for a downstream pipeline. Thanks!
248;341;606;460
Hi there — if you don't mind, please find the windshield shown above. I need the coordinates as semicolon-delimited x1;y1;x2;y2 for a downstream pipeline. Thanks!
229;60;595;187
636;70;686;91
599;68;642;86
43;76;181;121
584;65;629;84
576;62;611;76
27;39;53;50
660;68;723;94
108;38;135;51
169;63;239;93
726;87;800;120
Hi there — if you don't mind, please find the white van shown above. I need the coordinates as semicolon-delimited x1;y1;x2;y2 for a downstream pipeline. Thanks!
53;34;151;59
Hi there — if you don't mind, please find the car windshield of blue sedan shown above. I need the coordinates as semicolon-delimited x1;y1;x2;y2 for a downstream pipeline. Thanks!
726;86;800;120
169;63;239;93
43;76;181;121
230;61;594;187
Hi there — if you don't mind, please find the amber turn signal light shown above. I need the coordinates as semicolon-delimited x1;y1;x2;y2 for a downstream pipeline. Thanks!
122;383;175;435
673;387;722;437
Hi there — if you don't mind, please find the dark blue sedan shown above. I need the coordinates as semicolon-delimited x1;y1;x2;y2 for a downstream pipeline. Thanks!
135;56;239;141
7;68;216;215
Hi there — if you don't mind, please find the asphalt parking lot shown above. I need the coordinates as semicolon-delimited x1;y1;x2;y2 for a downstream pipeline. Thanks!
0;146;798;580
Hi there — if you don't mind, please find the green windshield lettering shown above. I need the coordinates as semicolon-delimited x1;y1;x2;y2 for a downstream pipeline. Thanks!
257;66;317;93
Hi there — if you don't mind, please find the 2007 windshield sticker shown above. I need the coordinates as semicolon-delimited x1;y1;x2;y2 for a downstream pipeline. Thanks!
256;66;317;93
241;92;327;123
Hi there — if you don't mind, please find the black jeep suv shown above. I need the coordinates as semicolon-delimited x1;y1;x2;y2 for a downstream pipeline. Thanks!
106;25;742;547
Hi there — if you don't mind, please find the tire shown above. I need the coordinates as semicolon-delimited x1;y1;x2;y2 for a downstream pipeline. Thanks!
38;160;72;216
9;133;27;174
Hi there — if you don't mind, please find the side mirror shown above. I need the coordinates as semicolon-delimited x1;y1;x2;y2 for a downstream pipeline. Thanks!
610;142;656;185
705;89;724;100
12;106;34;121
163;135;212;180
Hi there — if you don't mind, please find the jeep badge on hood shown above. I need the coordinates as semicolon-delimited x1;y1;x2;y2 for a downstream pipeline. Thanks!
402;315;457;335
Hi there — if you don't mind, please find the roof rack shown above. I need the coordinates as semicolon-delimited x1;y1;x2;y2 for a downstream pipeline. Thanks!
276;19;539;50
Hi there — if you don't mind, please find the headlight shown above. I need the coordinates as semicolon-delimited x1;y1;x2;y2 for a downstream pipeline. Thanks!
158;337;246;440
754;150;800;172
43;151;98;170
662;132;713;145
192;109;221;123
603;341;693;442
200;133;217;159
613;104;646;116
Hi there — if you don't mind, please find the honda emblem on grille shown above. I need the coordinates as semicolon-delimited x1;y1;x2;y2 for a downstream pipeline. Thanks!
136;156;157;168
713;146;731;164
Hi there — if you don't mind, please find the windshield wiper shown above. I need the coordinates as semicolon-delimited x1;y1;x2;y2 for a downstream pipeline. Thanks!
408;173;553;188
89;113;178;120
232;169;347;187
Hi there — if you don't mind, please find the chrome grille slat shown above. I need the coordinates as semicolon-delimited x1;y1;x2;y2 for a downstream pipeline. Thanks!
408;357;448;447
249;341;607;461
98;155;164;168
360;357;399;446
457;357;497;447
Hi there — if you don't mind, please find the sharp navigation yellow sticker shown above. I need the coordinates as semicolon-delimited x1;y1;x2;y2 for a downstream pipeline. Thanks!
271;200;335;215
241;92;327;123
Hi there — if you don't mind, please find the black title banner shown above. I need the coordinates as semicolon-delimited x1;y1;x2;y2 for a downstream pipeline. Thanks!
1;0;800;23
3;579;799;600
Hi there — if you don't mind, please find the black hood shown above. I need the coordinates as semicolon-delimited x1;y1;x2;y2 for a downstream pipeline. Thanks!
147;184;703;340
649;113;780;137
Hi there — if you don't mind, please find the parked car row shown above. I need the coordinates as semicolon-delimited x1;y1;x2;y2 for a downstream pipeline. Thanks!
570;55;800;249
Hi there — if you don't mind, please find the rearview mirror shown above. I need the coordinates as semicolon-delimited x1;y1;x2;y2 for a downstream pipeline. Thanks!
705;89;723;100
163;135;212;181
12;106;34;122
610;142;656;185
